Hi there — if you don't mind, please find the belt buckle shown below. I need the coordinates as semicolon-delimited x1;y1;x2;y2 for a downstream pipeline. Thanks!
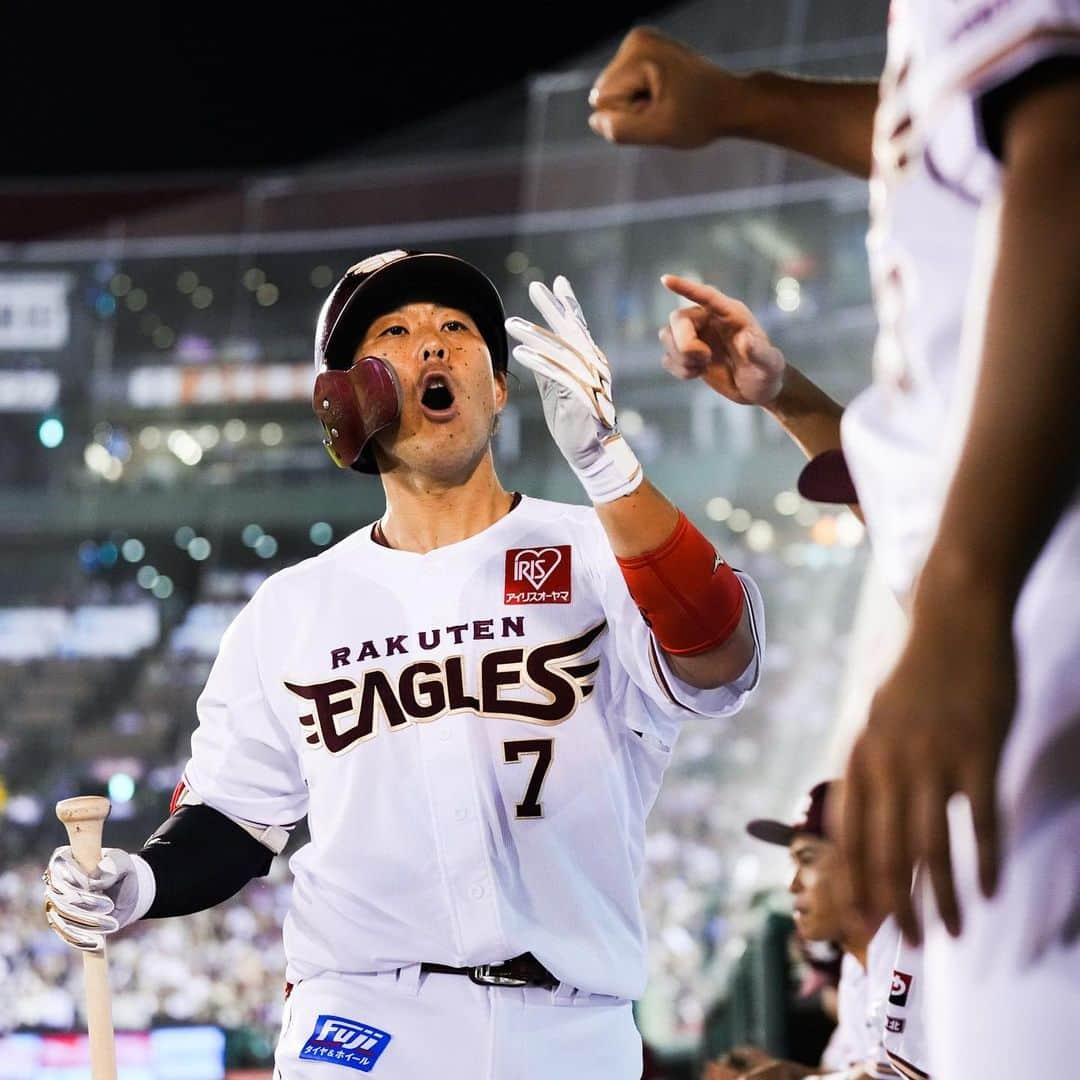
468;964;529;988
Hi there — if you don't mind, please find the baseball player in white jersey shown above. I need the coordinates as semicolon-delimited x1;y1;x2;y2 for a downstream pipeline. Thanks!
708;782;930;1080
591;7;1080;1076
42;250;765;1078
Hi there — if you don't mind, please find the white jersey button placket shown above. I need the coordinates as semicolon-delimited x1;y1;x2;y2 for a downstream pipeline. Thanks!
418;708;503;960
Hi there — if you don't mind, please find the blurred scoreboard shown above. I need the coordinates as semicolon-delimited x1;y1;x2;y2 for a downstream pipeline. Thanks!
0;1026;224;1079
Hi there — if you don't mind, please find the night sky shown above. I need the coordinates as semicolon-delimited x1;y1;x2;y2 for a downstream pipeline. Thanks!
5;5;675;179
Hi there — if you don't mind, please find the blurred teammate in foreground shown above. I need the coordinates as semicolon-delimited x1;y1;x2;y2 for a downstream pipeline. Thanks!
593;14;1080;1075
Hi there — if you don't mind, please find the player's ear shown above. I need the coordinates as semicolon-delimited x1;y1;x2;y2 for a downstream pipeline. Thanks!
493;368;509;413
490;370;509;440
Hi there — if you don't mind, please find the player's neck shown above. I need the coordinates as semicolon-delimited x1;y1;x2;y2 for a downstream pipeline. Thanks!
841;912;882;970
378;453;514;554
847;939;869;971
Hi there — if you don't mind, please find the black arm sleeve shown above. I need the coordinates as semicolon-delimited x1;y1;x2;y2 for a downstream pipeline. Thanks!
137;804;274;919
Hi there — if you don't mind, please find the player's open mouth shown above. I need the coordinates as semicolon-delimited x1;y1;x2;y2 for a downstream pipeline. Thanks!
419;372;457;419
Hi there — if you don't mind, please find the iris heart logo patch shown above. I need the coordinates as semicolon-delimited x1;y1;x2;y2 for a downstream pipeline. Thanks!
505;546;572;604
515;548;562;589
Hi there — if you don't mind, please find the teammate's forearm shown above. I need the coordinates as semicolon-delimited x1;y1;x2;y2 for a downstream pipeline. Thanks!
759;366;864;521
596;480;757;686
733;73;878;178
916;81;1080;613
759;364;846;461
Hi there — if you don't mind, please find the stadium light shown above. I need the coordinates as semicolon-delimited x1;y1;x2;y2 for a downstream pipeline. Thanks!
38;417;64;448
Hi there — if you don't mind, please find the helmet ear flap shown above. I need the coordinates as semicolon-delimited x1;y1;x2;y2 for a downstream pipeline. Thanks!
313;357;402;471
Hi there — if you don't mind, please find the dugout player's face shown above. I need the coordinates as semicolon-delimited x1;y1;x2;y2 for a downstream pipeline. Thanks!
357;302;507;478
788;836;849;942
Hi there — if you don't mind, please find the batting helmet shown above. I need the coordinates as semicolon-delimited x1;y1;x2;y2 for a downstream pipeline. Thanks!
312;250;509;473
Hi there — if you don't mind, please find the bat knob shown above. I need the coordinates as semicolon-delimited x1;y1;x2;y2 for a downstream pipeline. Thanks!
56;796;112;826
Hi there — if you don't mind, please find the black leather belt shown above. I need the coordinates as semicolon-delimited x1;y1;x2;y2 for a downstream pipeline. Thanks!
420;952;559;990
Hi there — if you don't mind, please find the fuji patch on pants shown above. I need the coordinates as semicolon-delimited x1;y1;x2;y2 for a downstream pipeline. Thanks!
299;1014;392;1072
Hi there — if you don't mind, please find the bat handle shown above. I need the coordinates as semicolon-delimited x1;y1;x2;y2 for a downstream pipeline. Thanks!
56;796;118;1080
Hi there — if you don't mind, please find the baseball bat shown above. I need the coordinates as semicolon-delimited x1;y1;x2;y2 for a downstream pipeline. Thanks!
56;796;118;1080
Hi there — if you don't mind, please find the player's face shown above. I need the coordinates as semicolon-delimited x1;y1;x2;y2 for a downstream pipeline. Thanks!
788;836;848;942
356;302;507;480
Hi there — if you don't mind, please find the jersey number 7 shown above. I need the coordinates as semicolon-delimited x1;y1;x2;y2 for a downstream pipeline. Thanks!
503;739;554;819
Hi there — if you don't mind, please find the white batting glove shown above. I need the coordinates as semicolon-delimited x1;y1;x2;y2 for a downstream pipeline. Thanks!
506;276;643;504
43;845;156;952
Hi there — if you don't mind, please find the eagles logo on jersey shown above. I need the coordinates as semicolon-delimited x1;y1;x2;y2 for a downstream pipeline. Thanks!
285;621;606;754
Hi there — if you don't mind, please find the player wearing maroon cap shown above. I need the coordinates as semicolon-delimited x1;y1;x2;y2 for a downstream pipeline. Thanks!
708;782;929;1080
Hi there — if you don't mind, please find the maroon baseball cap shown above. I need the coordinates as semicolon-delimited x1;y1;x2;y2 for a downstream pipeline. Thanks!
746;780;834;847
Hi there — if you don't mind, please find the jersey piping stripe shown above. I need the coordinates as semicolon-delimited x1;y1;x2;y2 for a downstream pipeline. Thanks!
735;572;763;691
870;1064;900;1079
924;146;982;206
955;25;1080;100
885;1049;930;1080
647;635;704;715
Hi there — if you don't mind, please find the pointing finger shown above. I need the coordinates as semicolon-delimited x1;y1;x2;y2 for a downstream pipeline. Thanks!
661;275;752;326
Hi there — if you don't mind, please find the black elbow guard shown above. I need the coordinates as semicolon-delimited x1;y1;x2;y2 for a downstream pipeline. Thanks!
138;804;274;918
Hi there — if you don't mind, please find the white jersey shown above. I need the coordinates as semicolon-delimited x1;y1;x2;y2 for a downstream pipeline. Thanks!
843;3;1080;1074
842;0;1080;600
180;495;763;999
843;0;1080;821
828;919;927;1079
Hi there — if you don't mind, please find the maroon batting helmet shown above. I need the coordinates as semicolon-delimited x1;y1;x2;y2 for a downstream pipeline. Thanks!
312;250;509;473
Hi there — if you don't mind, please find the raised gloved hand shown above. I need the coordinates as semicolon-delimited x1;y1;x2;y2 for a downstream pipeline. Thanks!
505;276;643;504
43;845;156;952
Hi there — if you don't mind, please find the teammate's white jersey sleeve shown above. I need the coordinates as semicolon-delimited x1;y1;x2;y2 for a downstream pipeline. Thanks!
830;920;927;1078
905;0;1080;134
184;591;310;827
881;932;930;1080
864;918;930;1079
